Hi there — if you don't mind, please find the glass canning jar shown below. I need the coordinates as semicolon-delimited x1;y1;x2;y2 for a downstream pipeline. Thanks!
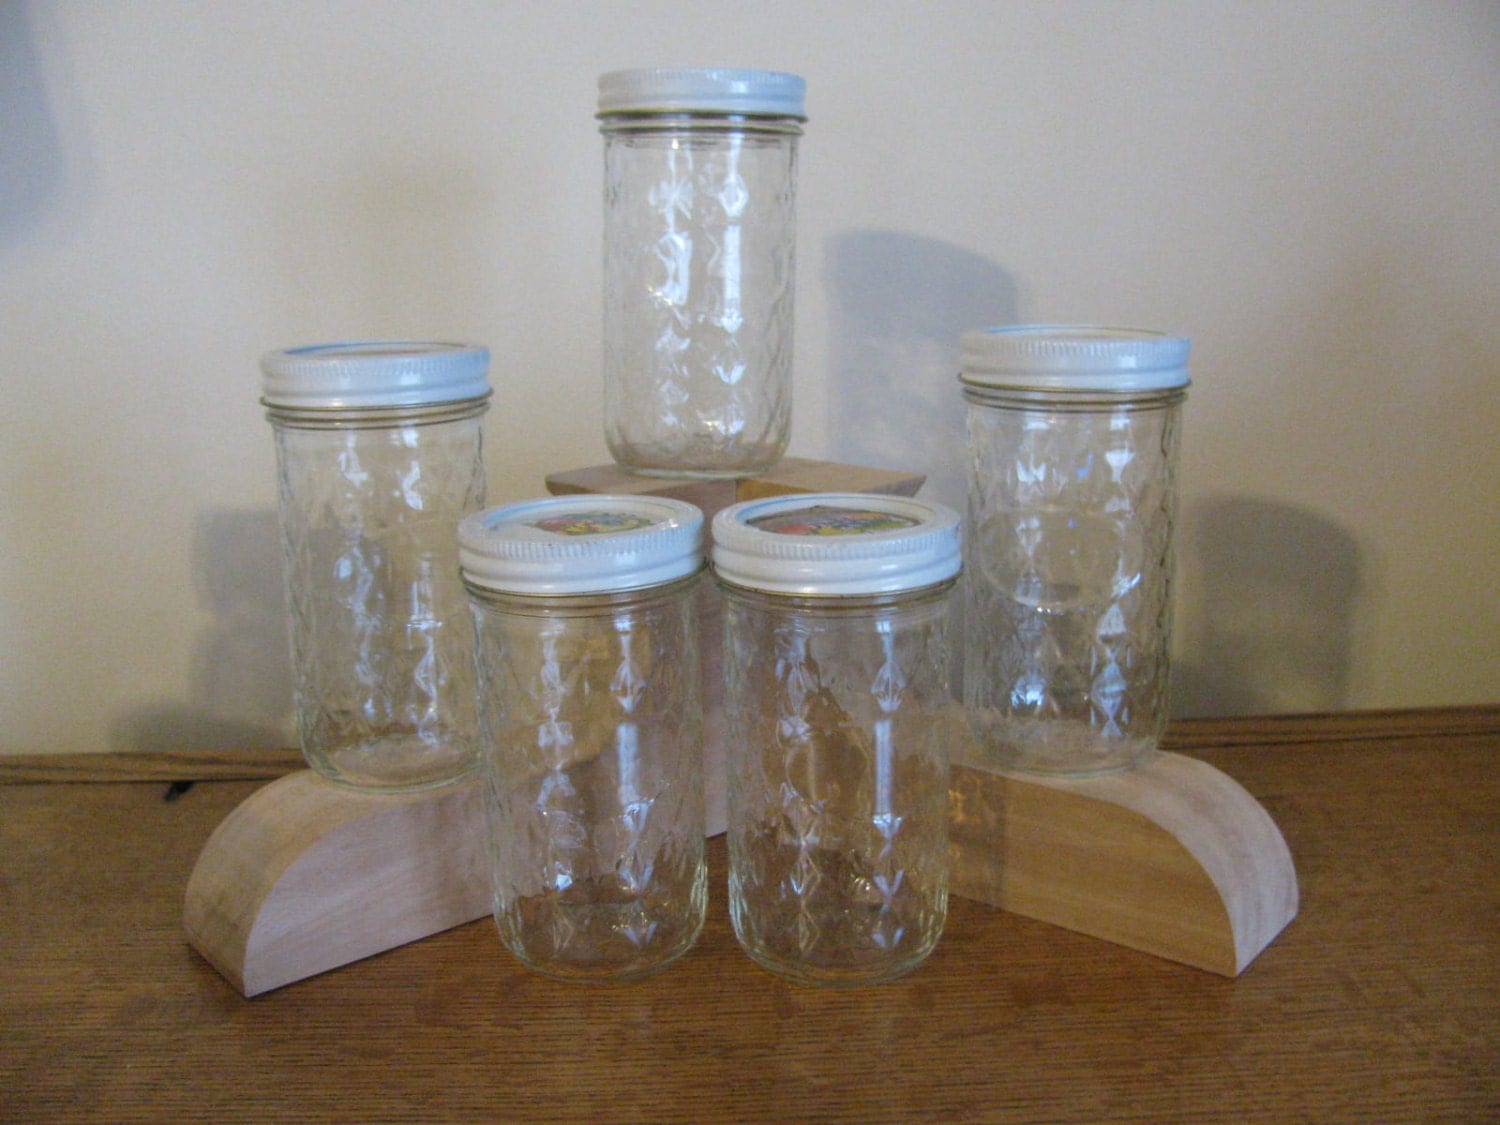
712;493;961;985
261;341;490;791
959;326;1189;776
459;495;707;982
598;67;805;478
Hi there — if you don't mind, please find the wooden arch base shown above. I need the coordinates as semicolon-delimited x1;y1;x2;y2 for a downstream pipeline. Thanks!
950;751;1298;976
183;458;1292;994
184;749;1295;996
183;771;489;997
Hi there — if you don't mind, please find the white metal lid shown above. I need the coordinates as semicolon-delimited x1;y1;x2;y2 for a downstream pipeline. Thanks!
712;493;962;596
459;495;705;596
959;326;1190;393
597;67;806;119
260;341;491;409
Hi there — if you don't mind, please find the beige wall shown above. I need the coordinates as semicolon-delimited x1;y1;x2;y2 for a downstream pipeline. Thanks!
3;1;1497;756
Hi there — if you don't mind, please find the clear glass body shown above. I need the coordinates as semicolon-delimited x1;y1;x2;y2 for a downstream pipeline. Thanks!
268;399;486;791
962;386;1185;775
467;574;707;982
601;114;800;478
721;580;956;985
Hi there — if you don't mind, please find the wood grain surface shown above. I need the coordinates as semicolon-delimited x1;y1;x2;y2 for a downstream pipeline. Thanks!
182;772;489;997
3;707;1497;1122
951;751;1298;976
0;747;304;784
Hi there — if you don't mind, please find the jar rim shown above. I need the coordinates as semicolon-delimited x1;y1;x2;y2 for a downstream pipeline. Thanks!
260;341;491;410
597;67;806;120
460;494;705;596
960;325;1189;394
711;492;961;596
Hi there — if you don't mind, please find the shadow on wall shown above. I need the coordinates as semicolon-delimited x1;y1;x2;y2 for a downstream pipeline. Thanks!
111;510;293;755
1173;497;1362;717
824;230;1018;512
0;3;66;256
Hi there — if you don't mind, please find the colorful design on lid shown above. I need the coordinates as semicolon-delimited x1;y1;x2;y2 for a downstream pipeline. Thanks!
748;505;920;537
530;511;655;537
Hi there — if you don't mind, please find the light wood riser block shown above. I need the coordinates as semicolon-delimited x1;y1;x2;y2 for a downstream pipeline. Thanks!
951;751;1298;976
183;771;489;997
184;751;1295;995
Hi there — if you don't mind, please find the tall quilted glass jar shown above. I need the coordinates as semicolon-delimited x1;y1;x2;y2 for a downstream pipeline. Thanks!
598;67;805;478
960;326;1189;776
712;493;961;985
460;495;707;982
261;341;490;791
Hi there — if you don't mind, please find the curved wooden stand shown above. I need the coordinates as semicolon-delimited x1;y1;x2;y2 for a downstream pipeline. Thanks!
183;771;489;997
182;457;1293;993
950;751;1298;976
184;748;1296;996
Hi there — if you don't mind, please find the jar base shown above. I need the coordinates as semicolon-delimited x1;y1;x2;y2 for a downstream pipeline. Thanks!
495;879;707;983
966;712;1159;778
493;859;708;983
305;734;476;793
609;437;786;481
735;942;938;987
728;847;947;988
619;463;770;481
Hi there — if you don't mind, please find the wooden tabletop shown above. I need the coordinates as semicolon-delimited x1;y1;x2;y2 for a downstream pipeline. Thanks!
3;708;1496;1123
